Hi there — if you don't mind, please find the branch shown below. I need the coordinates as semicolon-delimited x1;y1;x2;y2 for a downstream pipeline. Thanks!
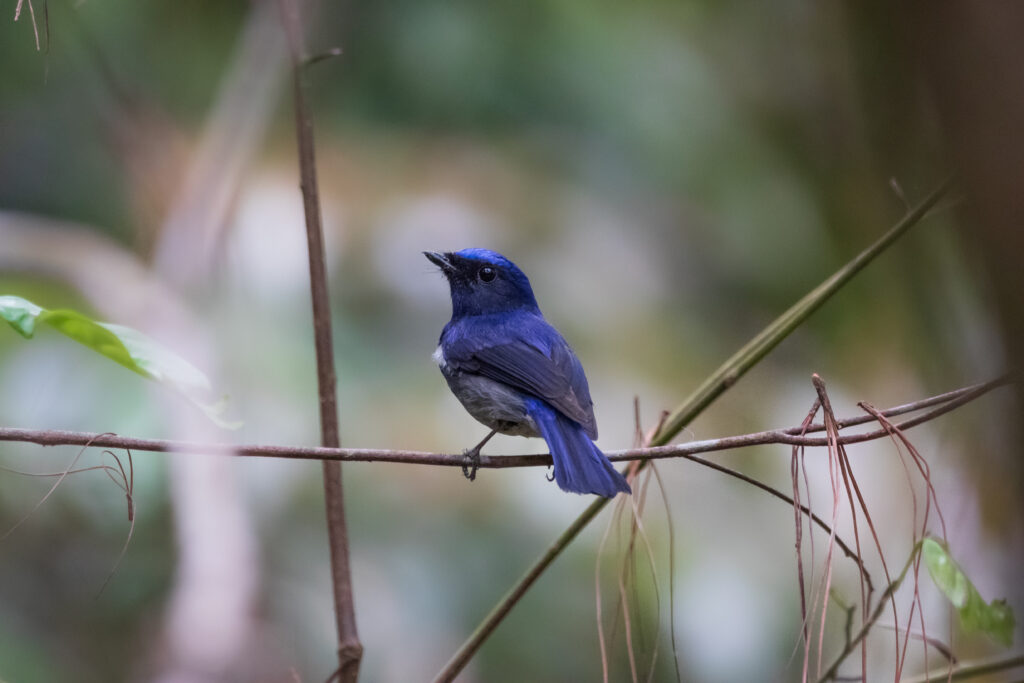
815;545;922;683
654;176;954;443
683;451;875;594
0;379;1000;680
901;653;1024;683
275;0;362;679
0;376;1007;467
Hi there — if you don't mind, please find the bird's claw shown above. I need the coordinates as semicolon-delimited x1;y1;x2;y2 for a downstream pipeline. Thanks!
546;466;555;482
462;448;481;482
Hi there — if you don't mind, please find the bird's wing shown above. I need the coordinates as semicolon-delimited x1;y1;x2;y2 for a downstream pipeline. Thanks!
444;317;598;439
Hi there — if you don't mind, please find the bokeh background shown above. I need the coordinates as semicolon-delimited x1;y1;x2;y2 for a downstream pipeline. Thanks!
1;1;1022;681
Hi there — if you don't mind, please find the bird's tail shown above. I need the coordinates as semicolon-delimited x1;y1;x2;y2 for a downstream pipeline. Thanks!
526;400;631;498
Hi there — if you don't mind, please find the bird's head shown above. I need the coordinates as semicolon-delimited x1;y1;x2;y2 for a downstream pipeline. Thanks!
424;248;539;317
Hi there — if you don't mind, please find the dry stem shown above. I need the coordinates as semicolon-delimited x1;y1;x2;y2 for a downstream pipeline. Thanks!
275;0;361;678
0;376;1007;468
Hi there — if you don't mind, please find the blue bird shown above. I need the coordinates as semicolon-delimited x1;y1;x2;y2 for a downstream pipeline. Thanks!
425;248;631;498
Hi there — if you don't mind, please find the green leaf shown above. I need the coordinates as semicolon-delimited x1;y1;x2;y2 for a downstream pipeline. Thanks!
0;295;44;338
922;537;971;607
99;323;211;394
923;537;1016;646
0;295;239;429
40;310;141;376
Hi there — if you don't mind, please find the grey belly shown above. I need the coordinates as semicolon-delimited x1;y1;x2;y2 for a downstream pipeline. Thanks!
442;369;539;437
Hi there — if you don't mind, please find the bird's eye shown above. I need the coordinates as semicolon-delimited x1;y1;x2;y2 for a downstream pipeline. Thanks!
478;266;497;283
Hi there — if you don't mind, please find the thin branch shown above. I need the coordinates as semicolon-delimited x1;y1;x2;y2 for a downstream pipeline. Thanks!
275;0;362;679
815;544;922;683
875;624;956;665
791;396;819;682
653;176;953;442
1;433;111;540
430;498;610;683
0;375;1008;467
0;444;136;596
901;653;1024;683
14;0;41;51
649;464;682;683
680;452;873;594
303;46;343;68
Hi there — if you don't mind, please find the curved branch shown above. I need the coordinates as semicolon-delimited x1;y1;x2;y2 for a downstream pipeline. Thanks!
0;376;1009;467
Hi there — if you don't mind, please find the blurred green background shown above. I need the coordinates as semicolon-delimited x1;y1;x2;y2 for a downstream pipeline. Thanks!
1;1;1021;681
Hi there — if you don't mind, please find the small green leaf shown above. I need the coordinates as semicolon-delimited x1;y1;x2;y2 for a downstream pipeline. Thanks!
923;537;1016;646
922;537;971;607
39;310;140;375
99;323;211;394
1;295;239;429
0;295;44;338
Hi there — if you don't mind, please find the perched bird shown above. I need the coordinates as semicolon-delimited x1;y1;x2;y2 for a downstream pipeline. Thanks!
425;248;631;498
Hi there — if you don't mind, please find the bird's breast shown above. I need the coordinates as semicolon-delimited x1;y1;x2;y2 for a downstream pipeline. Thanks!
441;369;539;437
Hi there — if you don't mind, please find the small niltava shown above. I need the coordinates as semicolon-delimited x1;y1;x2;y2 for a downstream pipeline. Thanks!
426;248;630;497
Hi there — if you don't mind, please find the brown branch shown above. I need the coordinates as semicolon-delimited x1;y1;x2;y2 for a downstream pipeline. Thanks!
901;653;1024;683
275;0;361;679
0;378;1003;681
816;545;921;683
681;452;874;593
431;500;609;683
0;376;1009;467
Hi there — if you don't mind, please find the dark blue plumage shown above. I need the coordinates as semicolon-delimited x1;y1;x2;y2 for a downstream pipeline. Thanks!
425;248;630;498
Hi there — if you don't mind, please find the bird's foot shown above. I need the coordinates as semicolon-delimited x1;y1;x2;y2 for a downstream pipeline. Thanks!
461;429;497;482
546;466;555;482
461;447;482;482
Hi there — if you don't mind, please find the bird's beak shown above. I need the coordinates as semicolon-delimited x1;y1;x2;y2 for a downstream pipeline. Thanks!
424;251;457;275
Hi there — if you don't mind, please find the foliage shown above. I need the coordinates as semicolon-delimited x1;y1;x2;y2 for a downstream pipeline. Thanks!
923;537;1016;647
0;295;237;428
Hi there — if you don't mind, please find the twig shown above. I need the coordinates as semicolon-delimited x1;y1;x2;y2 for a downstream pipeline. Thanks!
814;375;878;679
875;624;956;665
792;397;819;681
859;402;947;679
303;46;343;68
0;375;1008;467
275;0;362;679
430;499;609;683
681;452;873;593
1;433;111;540
649;464;682;683
828;590;855;651
654;176;953;441
815;544;921;683
901;653;1024;683
0;443;136;596
14;0;41;51
92;449;136;598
